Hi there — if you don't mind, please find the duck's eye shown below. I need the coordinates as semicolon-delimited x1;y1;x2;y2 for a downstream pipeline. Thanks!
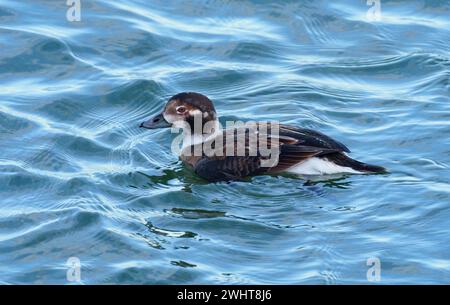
176;106;186;114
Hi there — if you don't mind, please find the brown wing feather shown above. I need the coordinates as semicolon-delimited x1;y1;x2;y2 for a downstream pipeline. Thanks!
191;124;342;181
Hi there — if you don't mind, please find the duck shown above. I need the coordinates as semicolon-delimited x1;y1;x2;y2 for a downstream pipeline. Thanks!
140;92;386;182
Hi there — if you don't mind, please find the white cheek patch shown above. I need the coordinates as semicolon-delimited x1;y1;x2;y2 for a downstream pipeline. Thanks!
189;109;202;116
164;113;188;129
173;120;188;129
163;113;178;123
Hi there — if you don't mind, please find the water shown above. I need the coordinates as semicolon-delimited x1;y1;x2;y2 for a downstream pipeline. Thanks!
0;0;449;284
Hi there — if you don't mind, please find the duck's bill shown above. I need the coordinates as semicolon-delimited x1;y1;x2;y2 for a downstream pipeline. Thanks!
140;113;171;129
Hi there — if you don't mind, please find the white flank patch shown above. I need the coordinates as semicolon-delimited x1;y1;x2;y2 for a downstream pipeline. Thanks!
287;157;362;175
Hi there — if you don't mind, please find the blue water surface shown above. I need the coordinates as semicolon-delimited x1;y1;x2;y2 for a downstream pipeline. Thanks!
0;0;449;284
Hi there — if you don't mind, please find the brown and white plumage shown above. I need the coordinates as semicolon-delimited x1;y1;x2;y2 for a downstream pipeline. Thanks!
140;92;386;182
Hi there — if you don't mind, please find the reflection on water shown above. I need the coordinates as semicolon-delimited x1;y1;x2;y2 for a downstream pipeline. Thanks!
0;0;449;284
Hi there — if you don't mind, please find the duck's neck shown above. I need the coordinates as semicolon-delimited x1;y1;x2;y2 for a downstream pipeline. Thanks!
181;119;221;150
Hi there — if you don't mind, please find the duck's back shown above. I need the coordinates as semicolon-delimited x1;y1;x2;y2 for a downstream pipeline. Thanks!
179;123;384;181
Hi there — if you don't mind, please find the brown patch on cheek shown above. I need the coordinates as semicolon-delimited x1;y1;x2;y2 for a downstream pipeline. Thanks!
183;104;197;117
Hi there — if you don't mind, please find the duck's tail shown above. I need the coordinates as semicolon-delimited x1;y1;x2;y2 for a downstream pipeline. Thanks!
324;153;387;174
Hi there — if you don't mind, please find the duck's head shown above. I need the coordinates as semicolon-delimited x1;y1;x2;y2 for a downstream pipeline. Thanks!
140;92;217;132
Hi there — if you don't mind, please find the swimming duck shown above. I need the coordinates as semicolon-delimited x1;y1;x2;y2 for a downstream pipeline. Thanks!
140;92;385;182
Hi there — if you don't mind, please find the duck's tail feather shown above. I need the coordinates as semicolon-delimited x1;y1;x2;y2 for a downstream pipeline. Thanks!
323;153;387;173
